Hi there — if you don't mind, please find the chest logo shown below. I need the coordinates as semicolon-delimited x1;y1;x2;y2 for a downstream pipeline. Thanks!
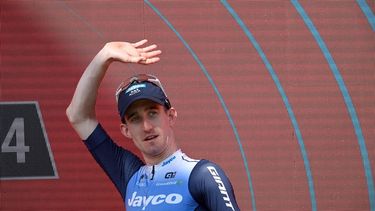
162;155;176;166
128;192;183;210
165;171;176;179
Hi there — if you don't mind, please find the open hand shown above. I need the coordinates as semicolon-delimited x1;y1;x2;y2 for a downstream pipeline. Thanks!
104;39;161;65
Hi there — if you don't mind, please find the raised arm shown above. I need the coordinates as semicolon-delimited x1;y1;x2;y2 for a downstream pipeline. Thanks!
66;40;161;140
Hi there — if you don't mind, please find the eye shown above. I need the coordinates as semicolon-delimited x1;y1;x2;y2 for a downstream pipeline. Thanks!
148;110;159;118
128;115;141;124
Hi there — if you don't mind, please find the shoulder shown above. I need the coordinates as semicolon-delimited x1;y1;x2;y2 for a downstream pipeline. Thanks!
84;123;144;172
83;124;144;198
189;160;227;184
189;160;225;193
189;160;240;211
84;123;111;150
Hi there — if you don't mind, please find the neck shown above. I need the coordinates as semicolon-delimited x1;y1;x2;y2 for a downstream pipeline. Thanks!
143;148;178;165
144;136;178;165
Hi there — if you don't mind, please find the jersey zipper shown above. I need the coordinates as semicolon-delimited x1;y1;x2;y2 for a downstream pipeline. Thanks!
150;165;155;180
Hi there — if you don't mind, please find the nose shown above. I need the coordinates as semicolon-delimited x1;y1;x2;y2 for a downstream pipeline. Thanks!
142;118;153;132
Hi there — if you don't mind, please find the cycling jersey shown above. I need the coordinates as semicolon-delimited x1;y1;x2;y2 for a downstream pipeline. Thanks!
85;124;240;210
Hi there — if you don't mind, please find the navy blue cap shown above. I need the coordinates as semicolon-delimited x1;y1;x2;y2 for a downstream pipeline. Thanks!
117;81;171;121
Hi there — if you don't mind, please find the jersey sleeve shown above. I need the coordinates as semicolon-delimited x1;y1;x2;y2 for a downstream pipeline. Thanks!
189;160;240;211
84;123;144;198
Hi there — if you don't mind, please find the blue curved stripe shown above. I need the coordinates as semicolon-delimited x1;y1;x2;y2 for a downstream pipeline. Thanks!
144;0;256;210
291;1;375;210
356;0;375;31
220;1;317;211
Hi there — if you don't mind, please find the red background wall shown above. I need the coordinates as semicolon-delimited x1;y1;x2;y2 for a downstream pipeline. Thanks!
1;1;374;210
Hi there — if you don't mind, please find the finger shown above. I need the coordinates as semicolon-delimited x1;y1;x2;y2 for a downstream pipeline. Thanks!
140;50;162;58
141;44;158;52
132;39;148;48
136;44;158;54
139;57;160;65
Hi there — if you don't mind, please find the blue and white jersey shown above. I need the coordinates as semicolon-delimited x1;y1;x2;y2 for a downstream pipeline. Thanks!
85;124;240;211
125;150;198;210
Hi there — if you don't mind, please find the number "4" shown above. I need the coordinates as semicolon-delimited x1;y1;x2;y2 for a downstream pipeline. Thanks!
1;118;30;163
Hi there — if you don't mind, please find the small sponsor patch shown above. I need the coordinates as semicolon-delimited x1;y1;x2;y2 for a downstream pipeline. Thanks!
126;84;146;93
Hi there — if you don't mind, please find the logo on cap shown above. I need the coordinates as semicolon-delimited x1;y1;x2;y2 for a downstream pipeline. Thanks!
126;84;146;94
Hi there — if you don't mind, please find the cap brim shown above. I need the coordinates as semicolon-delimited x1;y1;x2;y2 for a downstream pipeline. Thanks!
120;95;165;119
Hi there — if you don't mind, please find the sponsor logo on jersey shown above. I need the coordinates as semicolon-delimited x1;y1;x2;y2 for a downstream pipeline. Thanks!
207;166;235;211
136;174;148;187
155;180;183;186
165;171;176;179
162;155;176;166
128;192;183;210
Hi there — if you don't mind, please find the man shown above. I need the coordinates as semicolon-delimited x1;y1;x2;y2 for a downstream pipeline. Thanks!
66;39;240;210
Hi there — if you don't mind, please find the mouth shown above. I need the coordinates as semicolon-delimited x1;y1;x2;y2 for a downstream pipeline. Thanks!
144;135;159;141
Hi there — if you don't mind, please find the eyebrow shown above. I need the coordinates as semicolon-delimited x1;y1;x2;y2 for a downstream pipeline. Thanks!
126;112;138;121
125;104;160;121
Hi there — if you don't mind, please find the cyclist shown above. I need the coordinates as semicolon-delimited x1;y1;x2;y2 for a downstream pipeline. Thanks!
66;40;240;210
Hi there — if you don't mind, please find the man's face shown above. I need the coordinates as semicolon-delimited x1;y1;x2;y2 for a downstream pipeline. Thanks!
121;99;176;160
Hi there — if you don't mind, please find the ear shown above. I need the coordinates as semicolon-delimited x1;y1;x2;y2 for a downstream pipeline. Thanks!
167;107;177;126
120;123;132;139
